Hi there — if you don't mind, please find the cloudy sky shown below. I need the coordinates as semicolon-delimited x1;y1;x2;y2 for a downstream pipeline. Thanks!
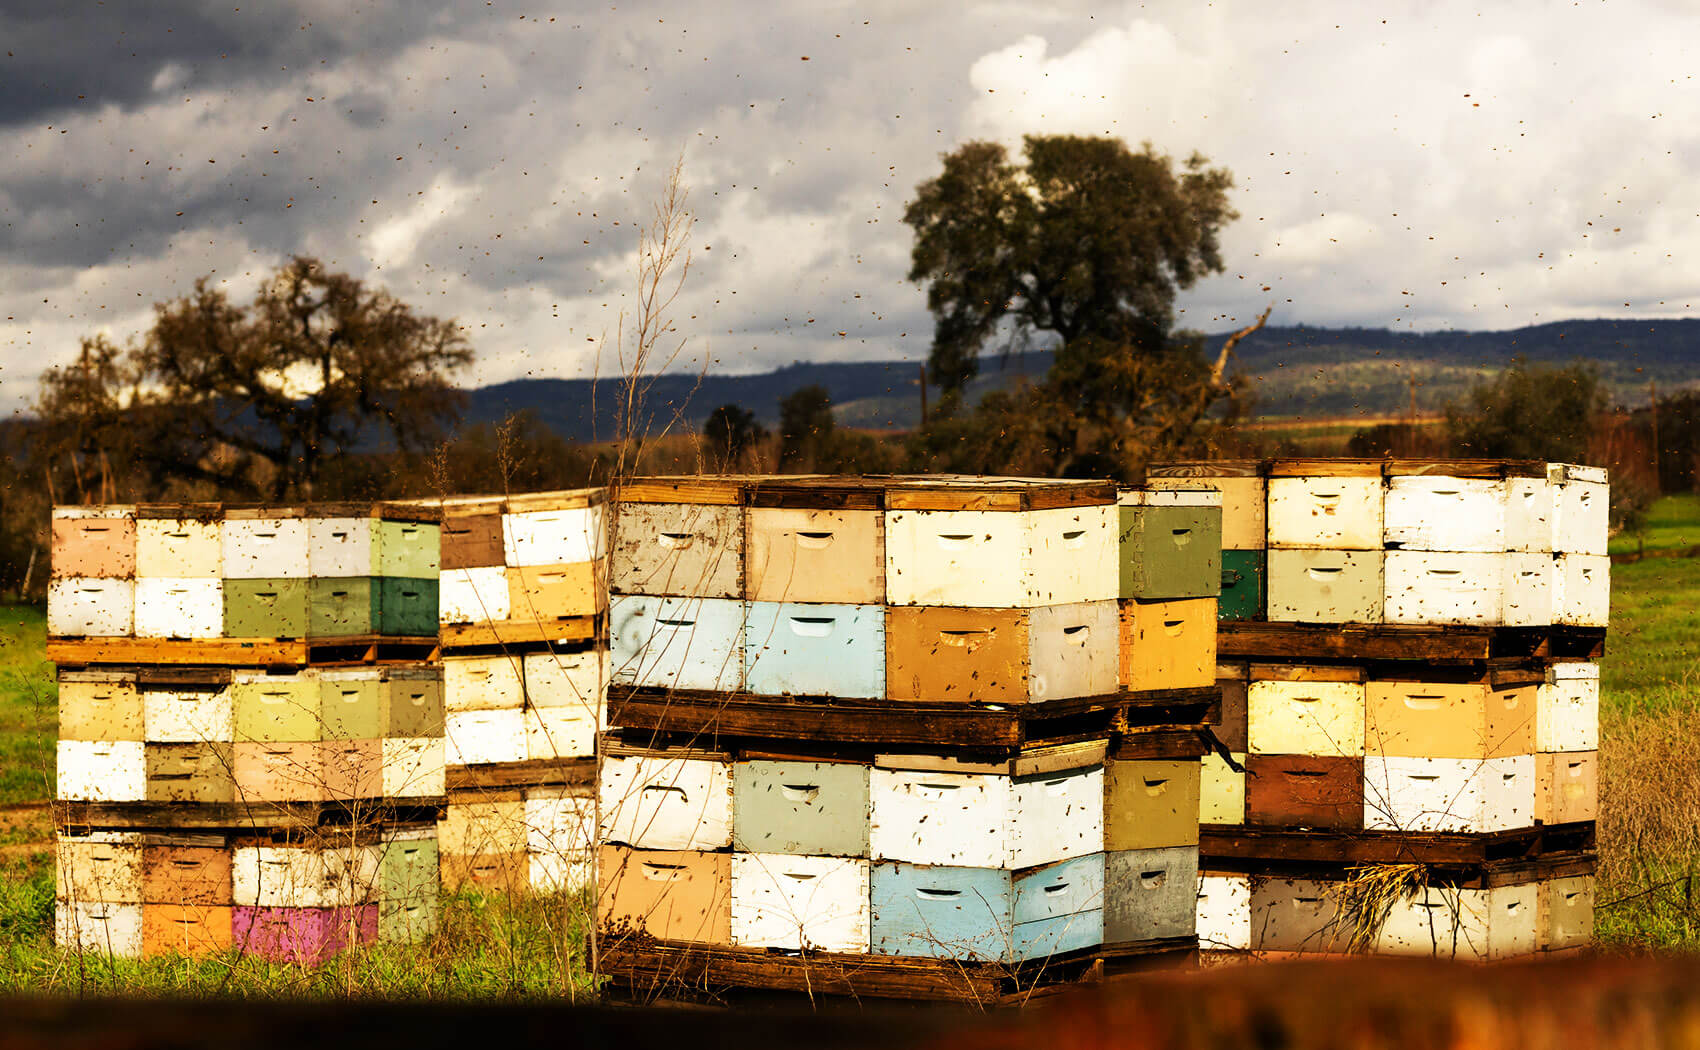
3;0;1697;412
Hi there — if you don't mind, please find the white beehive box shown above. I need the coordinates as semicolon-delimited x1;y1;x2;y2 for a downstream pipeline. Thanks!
1375;883;1538;960
133;578;223;639
503;504;604;567
56;901;143;956
884;505;1117;607
1554;554;1610;627
56;831;145;904
599;748;733;851
444;655;525;713
731;853;871;954
136;518;222;578
525;705;599;761
48;579;134;637
439;567;512;624
1363;755;1535;834
1266;476;1384;550
1551;464;1608;556
233;844;379;909
222;518;309;579
1195;872;1252;951
1537;662;1599;753
868;753;1104;870
1505;476;1556;553
1247;680;1366;757
444;709;526;767
57;740;146;801
383;738;446;798
1383;477;1506;552
1382;552;1542;627
143;684;235;743
522;649;607;709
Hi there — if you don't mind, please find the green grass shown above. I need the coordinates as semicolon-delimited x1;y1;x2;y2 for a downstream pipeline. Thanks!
0;604;56;806
1610;493;1700;556
1596;556;1700;716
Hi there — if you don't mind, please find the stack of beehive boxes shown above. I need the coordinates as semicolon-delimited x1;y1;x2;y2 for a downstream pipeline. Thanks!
1148;460;1606;961
596;476;1223;998
50;502;446;961
434;490;605;896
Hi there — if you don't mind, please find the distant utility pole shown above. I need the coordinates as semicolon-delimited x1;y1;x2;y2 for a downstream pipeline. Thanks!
1650;379;1660;494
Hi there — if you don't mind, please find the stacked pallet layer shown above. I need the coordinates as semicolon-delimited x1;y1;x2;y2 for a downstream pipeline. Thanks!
597;475;1221;1001
1147;459;1608;629
55;825;439;961
433;489;607;894
49;503;442;649
1149;459;1607;962
50;501;448;960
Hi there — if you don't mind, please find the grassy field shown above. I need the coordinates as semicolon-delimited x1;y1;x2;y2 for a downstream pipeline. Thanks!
1611;493;1700;556
1;501;1697;991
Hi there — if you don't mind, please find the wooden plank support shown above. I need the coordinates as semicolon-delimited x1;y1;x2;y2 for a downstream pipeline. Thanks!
1199;822;1597;867
1219;623;1608;664
607;686;1220;752
596;936;1193;1005
440;615;601;650
55;799;446;831
48;637;308;667
445;757;595;791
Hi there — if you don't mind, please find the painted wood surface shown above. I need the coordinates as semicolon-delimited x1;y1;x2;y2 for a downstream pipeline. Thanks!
56;901;143;956
444;709;526;767
610;595;746;692
1265;549;1384;624
1249;876;1343;952
141;843;232;906
745;507;884;604
134;579;223;639
231;674;320;742
1146;476;1265;550
48;578;135;637
1504;476;1556;553
1537;662;1599;752
610;502;743;598
232;845;378;909
438;567;511;624
1364;680;1536;760
51;510;136;579
1244;754;1365;830
439;798;527;855
1541;875;1594;951
58;740;146;802
744;601;886;699
1104;758;1201;851
1363;755;1536;834
382;738;445;798
1119;598;1217;691
503;505;604;567
221;579;307;639
231;741;327;803
1266;476;1384;550
1199;752;1246;826
885;508;1029;608
1247;679;1366;757
1555;554;1610;626
733;759;871;857
599;751;734;851
868;854;1104;963
1118;503;1223;600
869;763;1103;870
1383;476;1507;552
1553;474;1608;555
1218;550;1266;621
59;672;143;742
525;704;599;761
1195;872;1251;951
730;853;871;953
57;833;145;903
136;519;222;578
222;519;309;579
1375;883;1538;960
1536;751;1598;825
1104;845;1197;943
145;742;236;803
443;654;524;713
597;845;731;944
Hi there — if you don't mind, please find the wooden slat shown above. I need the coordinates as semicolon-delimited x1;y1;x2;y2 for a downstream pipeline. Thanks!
439;616;601;649
1218;623;1496;662
55;800;446;831
501;488;608;513
1249;663;1367;683
615;477;757;505
1198;822;1597;866
444;757;596;791
1145;460;1265;478
1385;458;1548;479
48;638;308;667
1266;458;1386;478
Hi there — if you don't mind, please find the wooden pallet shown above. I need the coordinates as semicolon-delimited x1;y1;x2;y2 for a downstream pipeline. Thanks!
1200;822;1597;868
597;935;1196;1005
48;636;441;668
55;799;446;832
607;685;1220;752
444;757;595;792
439;615;601;651
1218;623;1606;663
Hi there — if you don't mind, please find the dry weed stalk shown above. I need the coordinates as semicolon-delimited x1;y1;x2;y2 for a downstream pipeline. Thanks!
1330;863;1425;954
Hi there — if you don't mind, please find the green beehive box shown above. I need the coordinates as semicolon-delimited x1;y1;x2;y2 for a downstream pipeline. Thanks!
376;520;441;580
383;673;444;737
223;578;309;639
1118;493;1223;600
319;674;384;740
232;674;321;742
1219;549;1266;621
377;577;439;637
308;578;376;638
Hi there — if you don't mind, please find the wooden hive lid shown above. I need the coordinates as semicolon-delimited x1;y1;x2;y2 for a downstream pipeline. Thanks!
53;504;138;519
1384;459;1547;479
132;503;225;522
615;474;781;506
880;475;1116;512
1265;458;1387;478
1145;460;1266;479
1117;486;1224;508
501;487;609;514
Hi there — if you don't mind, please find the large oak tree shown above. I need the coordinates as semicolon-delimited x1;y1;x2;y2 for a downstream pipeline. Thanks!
35;257;473;501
